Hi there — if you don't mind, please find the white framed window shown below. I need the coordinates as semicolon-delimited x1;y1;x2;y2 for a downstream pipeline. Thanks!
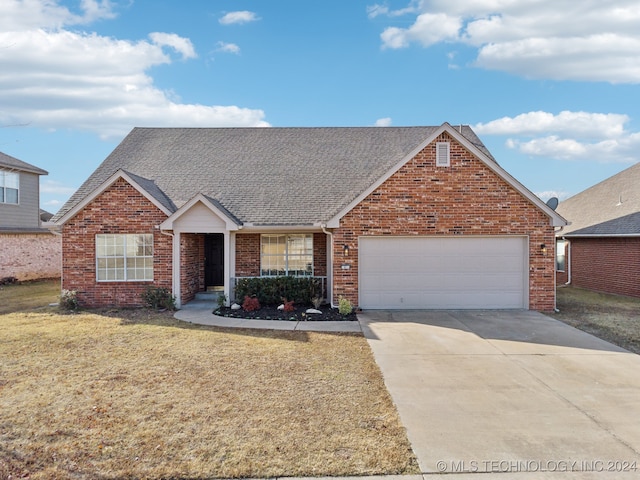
556;239;566;272
96;234;153;281
0;170;19;204
261;234;313;276
436;142;450;167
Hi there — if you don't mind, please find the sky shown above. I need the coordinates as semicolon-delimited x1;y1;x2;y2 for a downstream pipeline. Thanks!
1;0;640;214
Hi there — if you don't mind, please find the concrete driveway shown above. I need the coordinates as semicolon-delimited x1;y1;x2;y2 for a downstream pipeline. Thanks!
359;310;640;477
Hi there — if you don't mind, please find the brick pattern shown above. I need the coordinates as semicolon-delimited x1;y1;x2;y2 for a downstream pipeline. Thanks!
0;233;61;280
313;232;327;277
569;237;640;298
180;233;204;303
332;132;557;311
235;234;261;277
61;178;172;307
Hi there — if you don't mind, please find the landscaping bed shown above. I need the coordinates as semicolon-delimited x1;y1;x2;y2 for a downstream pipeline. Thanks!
214;303;358;321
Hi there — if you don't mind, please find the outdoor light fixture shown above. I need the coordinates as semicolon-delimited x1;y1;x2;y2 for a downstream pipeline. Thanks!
540;244;547;253
343;244;350;256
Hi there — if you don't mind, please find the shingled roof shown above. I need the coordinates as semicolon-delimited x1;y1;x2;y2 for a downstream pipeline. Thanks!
0;151;48;175
557;161;640;236
53;125;495;226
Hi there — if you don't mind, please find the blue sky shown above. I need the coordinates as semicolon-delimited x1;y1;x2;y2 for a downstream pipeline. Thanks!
1;0;639;213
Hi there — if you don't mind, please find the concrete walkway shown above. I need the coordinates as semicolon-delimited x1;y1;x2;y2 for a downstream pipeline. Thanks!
174;299;362;333
359;310;640;478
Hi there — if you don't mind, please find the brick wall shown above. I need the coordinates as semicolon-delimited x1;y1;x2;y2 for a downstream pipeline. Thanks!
61;178;172;307
180;233;204;303
569;237;640;298
0;232;61;280
333;132;557;311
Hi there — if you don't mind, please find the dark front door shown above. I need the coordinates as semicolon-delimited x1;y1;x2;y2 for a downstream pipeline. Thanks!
204;234;224;288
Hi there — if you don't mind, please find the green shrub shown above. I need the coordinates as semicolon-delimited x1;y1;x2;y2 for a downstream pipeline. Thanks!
141;286;176;311
216;293;228;309
337;295;353;316
59;289;78;311
234;277;322;306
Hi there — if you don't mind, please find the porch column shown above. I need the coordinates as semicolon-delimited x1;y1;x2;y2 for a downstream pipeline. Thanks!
224;232;231;304
173;231;181;309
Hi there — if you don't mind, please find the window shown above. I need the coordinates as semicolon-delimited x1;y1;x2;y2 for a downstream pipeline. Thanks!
0;170;19;204
436;142;450;167
96;234;153;281
261;234;313;276
556;239;566;271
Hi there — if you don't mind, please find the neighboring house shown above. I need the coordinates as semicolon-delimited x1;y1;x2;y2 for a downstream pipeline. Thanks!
556;161;640;298
0;151;61;281
51;123;566;311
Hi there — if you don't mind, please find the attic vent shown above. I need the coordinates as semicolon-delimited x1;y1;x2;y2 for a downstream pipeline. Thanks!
436;142;450;167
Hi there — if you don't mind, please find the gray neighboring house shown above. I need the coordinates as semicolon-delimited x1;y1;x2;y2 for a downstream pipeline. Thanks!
556;161;640;298
0;151;61;281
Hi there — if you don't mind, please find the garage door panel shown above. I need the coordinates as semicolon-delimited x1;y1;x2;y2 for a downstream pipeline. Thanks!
359;237;527;309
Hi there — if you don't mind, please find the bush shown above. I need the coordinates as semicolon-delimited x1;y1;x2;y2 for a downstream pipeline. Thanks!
282;298;295;312
242;295;261;312
235;277;322;306
338;295;353;316
59;289;78;311
216;293;228;309
141;286;176;311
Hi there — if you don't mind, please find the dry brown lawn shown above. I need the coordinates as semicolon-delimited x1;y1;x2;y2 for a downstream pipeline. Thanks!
0;281;418;479
553;286;640;354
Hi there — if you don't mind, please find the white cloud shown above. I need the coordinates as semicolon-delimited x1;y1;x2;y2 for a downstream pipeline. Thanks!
475;111;640;163
536;190;571;202
374;117;392;126
216;41;240;54
149;32;196;60
219;11;259;25
373;0;640;83
0;1;269;139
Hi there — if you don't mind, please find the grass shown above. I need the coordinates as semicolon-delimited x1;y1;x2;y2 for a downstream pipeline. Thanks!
0;280;419;479
0;277;60;314
553;286;640;354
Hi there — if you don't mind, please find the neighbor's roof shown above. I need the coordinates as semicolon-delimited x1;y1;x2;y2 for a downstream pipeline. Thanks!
51;125;510;226
0;151;48;175
557;161;640;237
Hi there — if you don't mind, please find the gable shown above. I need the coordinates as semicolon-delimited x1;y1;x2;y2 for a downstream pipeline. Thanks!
327;125;566;228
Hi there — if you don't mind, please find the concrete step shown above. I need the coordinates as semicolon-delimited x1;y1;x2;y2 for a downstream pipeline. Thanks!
195;291;222;301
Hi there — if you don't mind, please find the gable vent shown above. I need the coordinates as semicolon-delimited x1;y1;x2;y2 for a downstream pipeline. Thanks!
436;142;450;167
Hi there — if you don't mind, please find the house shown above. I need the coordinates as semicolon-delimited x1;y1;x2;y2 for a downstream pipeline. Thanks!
0;151;61;281
556;161;640;298
51;123;566;311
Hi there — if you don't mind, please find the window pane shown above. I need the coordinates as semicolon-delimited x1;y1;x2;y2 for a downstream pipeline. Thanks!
96;234;152;281
4;172;18;189
5;188;18;204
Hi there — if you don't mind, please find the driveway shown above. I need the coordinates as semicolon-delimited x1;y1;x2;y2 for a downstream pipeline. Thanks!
359;310;640;477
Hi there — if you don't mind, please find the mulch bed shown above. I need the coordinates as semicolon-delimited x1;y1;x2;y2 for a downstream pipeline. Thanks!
214;304;357;322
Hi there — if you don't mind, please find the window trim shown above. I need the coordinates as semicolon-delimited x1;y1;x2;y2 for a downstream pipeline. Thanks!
556;239;566;272
260;233;314;277
0;170;19;205
95;234;154;282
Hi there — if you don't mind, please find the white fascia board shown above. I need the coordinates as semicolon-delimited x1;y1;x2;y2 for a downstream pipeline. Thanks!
325;123;568;228
54;169;172;225
160;193;241;231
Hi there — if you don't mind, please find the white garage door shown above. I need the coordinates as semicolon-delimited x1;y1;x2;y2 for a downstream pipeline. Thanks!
359;236;528;309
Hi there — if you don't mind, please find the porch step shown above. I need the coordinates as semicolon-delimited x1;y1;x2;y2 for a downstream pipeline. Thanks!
195;291;222;301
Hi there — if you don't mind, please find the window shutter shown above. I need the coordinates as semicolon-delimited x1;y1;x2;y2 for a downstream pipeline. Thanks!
436;142;450;167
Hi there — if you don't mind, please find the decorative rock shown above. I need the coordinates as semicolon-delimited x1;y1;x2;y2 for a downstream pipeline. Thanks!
277;304;285;310
231;303;241;310
306;308;322;314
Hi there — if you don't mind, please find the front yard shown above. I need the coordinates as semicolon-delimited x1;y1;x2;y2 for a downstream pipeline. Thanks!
0;281;418;479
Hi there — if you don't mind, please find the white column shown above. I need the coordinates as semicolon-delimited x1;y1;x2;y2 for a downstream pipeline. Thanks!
173;231;181;308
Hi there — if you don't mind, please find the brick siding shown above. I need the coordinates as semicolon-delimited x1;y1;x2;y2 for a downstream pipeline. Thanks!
332;132;557;312
569;237;640;298
180;233;205;304
0;232;61;280
61;178;172;307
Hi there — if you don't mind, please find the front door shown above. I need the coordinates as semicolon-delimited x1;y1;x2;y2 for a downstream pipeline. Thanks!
204;234;224;289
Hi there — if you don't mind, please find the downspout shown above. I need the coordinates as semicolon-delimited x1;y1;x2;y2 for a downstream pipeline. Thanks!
320;224;335;308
